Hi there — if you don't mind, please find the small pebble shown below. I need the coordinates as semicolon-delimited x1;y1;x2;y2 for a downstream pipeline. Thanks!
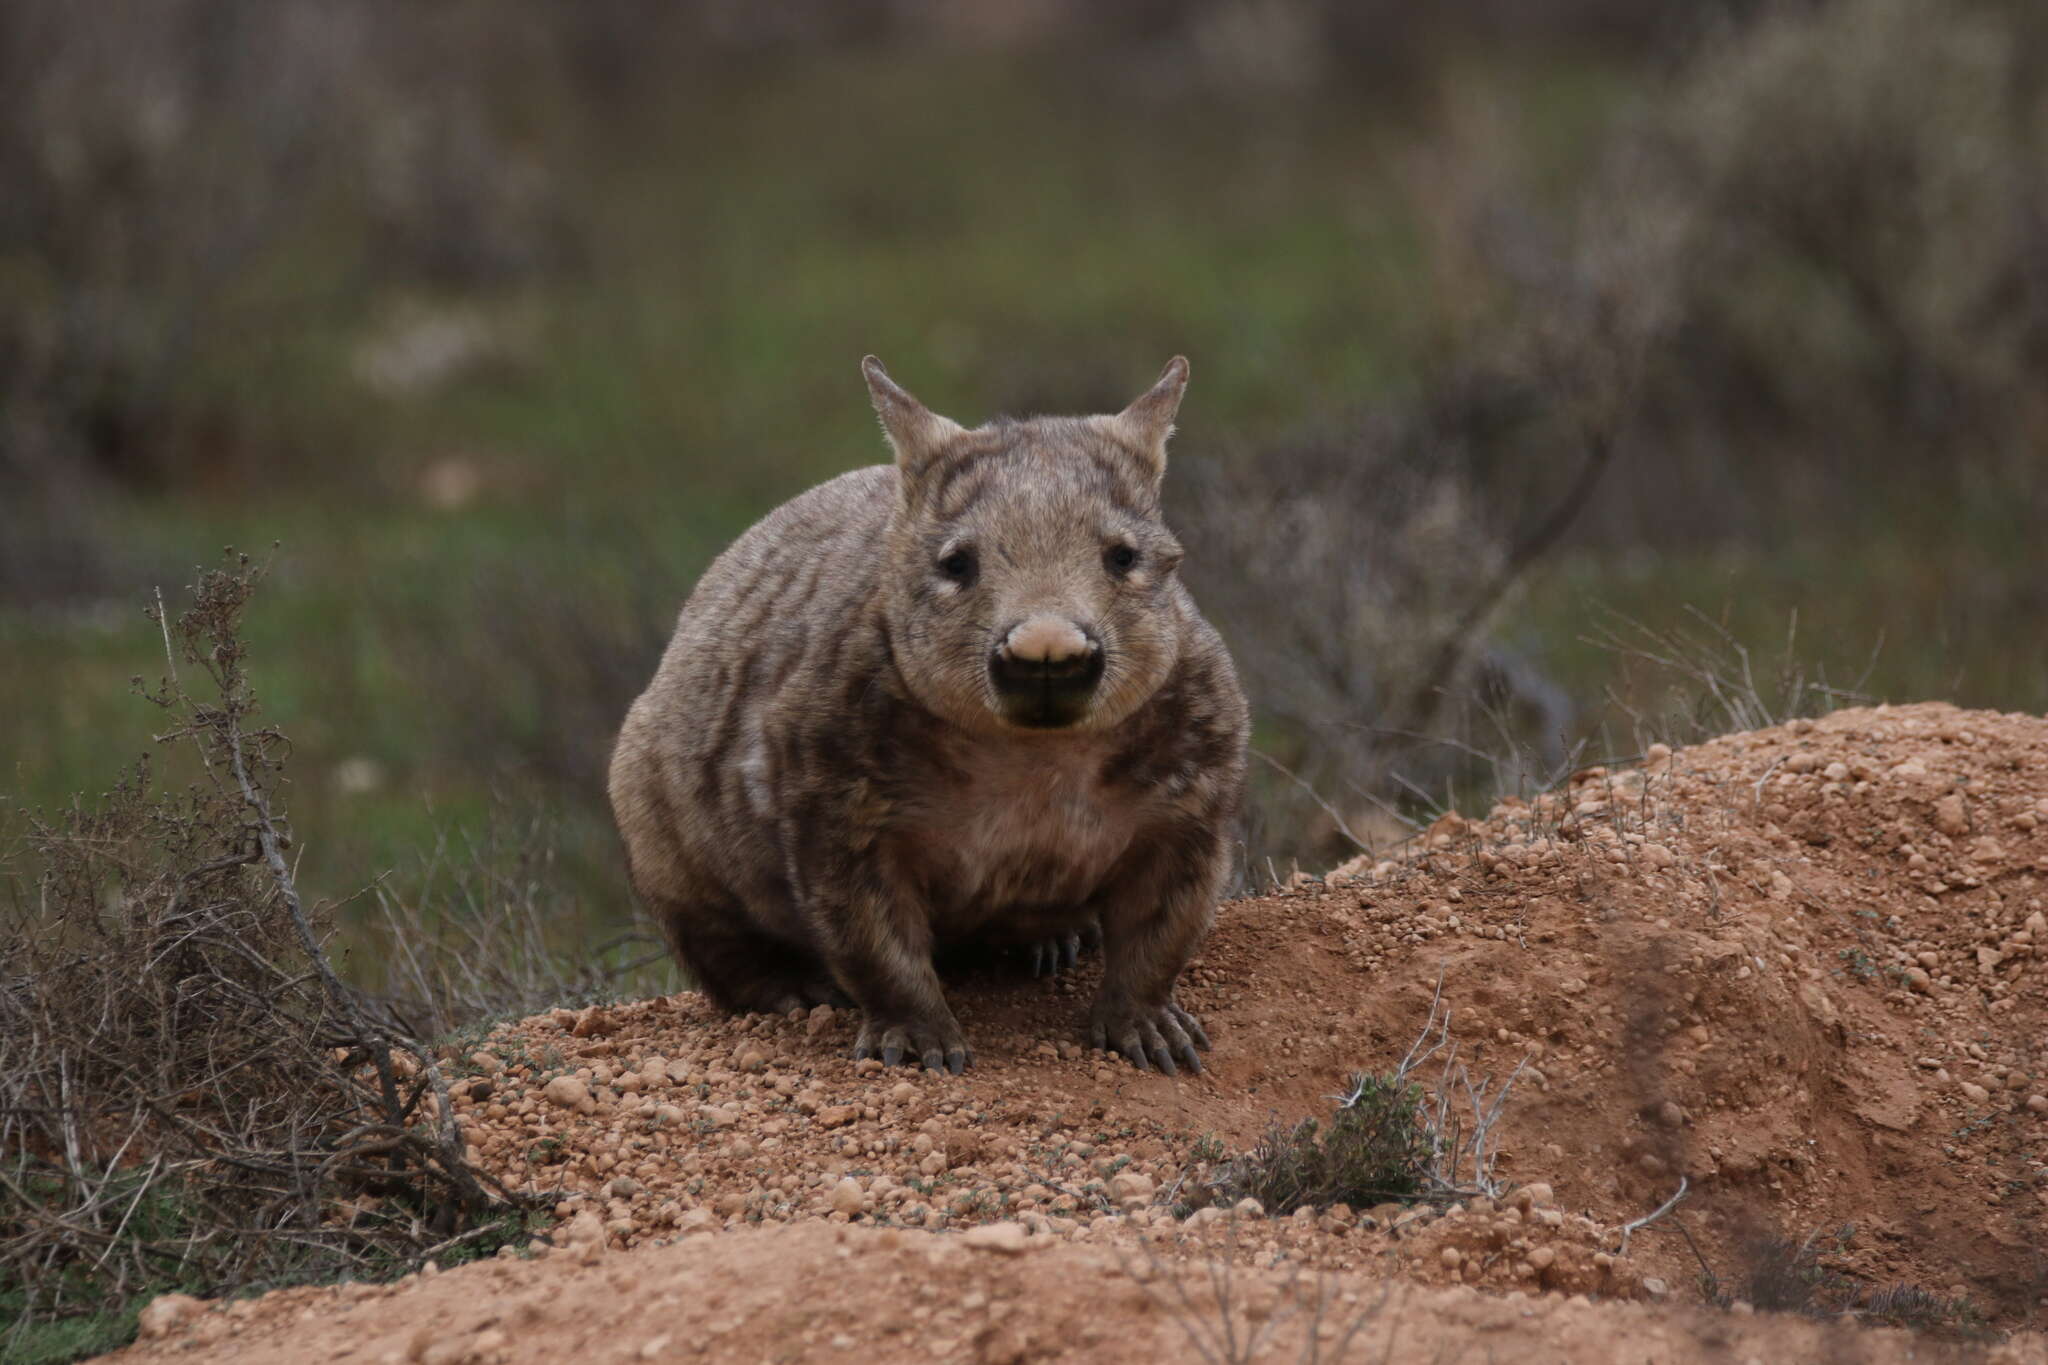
543;1076;590;1110
829;1179;867;1216
962;1222;1029;1254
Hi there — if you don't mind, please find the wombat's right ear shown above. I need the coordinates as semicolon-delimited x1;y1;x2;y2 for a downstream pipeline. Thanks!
862;356;964;482
1109;356;1190;486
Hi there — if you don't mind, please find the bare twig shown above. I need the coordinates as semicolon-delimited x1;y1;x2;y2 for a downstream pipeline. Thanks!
1254;750;1373;855
1395;413;1622;735
1618;1177;1690;1255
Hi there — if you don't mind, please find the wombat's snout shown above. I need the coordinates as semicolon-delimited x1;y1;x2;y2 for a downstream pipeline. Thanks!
990;616;1105;728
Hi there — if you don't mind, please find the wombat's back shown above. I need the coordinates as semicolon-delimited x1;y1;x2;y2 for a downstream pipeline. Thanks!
608;465;896;917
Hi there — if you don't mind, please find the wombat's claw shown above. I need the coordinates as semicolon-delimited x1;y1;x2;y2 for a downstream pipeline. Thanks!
769;981;852;1015
1089;1001;1209;1076
854;1023;973;1074
1028;933;1084;978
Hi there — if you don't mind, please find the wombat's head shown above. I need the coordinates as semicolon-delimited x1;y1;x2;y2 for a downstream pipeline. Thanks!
862;356;1195;734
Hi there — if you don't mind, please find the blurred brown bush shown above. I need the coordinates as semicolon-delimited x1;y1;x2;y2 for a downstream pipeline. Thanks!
0;0;576;600
1167;0;2048;875
1568;0;2048;544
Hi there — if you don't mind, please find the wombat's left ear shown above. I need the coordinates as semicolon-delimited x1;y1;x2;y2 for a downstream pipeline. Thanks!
862;355;964;483
1110;356;1189;483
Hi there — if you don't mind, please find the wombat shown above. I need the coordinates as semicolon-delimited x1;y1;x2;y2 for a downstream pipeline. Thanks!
609;357;1247;1074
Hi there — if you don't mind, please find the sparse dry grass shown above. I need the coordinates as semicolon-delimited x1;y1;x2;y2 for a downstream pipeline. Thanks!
1586;604;1876;746
357;802;679;1043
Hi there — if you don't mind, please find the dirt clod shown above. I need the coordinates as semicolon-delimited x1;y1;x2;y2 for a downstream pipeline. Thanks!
135;1294;206;1340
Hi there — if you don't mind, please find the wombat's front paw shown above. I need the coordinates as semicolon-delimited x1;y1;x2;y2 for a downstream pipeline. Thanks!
1088;999;1210;1076
853;1017;973;1074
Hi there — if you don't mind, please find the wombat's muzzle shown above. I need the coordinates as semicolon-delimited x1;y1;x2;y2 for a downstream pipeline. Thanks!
989;618;1105;729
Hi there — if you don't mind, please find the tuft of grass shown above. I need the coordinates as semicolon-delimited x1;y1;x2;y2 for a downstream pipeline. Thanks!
1223;1076;1432;1215
1731;1228;1853;1314
354;796;680;1042
1210;980;1521;1214
1692;1225;1998;1344
1584;604;1874;747
0;1297;147;1365
1853;1283;1993;1342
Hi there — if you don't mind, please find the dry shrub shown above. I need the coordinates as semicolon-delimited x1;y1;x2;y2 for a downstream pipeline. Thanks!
1219;1075;1432;1215
0;554;519;1352
1124;1224;1390;1365
1188;0;2047;873
1671;0;2041;419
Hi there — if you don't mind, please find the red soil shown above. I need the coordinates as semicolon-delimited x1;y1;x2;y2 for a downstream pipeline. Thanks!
112;703;2048;1363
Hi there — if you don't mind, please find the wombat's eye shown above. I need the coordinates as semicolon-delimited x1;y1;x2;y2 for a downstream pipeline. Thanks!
1104;544;1140;575
937;548;977;584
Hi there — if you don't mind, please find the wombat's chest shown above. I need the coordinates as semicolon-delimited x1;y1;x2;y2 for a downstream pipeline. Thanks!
900;747;1136;934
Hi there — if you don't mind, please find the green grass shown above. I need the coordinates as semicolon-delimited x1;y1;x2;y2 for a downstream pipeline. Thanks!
0;1167;210;1364
0;1302;148;1365
0;1170;546;1364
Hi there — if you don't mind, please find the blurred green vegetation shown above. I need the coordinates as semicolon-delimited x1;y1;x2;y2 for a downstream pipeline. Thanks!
4;6;2045;965
0;47;1619;903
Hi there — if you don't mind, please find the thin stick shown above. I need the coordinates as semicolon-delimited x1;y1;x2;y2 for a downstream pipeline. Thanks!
1253;749;1372;854
1618;1176;1689;1255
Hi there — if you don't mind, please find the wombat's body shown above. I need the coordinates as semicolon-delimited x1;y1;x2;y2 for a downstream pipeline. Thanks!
610;358;1246;1073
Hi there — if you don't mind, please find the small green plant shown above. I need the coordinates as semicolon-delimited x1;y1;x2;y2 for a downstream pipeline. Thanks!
436;1209;548;1268
1205;979;1522;1215
950;1191;999;1220
1220;1074;1431;1214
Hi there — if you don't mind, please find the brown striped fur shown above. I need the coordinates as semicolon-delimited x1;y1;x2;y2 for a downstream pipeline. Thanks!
608;357;1248;1073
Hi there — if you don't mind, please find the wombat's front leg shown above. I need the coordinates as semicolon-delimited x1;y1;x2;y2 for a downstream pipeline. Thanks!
821;888;972;1074
1086;836;1221;1075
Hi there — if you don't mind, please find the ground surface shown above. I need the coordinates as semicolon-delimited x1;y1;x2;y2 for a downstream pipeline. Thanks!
111;703;2048;1363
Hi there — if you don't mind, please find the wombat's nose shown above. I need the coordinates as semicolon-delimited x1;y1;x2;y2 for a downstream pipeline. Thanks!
990;616;1105;727
1002;617;1092;666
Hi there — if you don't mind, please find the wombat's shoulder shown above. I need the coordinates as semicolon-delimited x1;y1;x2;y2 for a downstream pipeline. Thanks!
680;465;897;614
618;466;898;762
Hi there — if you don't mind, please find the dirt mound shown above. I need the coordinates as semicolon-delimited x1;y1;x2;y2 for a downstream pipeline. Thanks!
110;702;2048;1362
102;1223;2046;1365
